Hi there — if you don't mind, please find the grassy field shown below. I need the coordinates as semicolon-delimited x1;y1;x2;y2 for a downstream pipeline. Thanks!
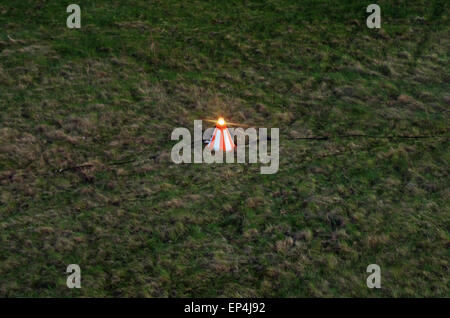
0;0;449;297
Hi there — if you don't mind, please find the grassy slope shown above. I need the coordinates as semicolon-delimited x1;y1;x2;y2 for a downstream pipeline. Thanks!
0;0;449;297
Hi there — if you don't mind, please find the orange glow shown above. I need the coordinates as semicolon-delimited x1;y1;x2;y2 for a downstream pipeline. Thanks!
217;117;225;126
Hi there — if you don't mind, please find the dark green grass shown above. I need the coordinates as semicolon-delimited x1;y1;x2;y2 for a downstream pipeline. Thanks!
0;0;449;297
